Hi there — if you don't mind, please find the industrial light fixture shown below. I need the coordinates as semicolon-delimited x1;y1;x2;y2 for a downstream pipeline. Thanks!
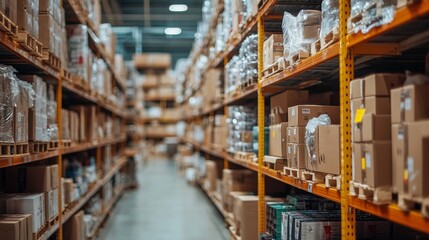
169;4;188;12
165;27;182;35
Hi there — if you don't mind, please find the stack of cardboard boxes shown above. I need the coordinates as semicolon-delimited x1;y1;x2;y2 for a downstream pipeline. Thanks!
391;78;429;211
350;73;405;200
39;0;64;59
0;164;60;236
263;34;283;69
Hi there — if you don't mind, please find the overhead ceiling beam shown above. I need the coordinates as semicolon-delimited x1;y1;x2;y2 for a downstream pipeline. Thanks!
104;14;202;21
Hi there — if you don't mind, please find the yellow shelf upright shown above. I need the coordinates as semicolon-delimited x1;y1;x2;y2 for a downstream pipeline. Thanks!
57;70;63;240
223;55;230;169
339;0;356;239
257;16;266;235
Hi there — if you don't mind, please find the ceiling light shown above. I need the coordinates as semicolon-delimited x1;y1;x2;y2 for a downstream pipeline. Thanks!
165;27;182;35
169;4;188;12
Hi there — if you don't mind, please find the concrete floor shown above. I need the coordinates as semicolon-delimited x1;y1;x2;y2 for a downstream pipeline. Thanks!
100;158;229;240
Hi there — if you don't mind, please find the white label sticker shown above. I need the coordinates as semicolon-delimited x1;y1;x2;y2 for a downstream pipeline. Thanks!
405;96;411;110
293;128;297;135
400;101;405;110
294;145;297;154
302;108;310;114
407;157;414;174
365;152;372;168
292;108;296;116
288;146;291;154
288;129;291;136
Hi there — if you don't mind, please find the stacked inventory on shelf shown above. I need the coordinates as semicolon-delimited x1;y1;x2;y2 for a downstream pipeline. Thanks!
0;0;134;239
175;0;429;239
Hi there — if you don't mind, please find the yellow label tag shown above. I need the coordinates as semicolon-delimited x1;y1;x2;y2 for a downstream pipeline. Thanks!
403;170;408;180
354;108;366;123
361;157;366;170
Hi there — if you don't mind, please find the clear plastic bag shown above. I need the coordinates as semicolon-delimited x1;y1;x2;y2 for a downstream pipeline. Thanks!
320;0;339;39
0;65;19;143
305;114;331;162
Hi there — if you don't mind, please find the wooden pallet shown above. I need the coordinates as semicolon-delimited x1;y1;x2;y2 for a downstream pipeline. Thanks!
240;77;257;90
397;192;429;218
0;143;29;156
263;156;287;171
62;69;73;83
0;11;17;37
33;222;48;240
289;50;310;66
71;74;84;89
49;215;59;226
321;27;339;50
325;174;341;190
42;50;62;71
30;141;48;153
311;39;321;56
349;181;392;204
262;58;285;78
48;140;59;150
283;167;302;179
16;31;43;57
234;151;256;162
62;140;72;148
301;170;325;183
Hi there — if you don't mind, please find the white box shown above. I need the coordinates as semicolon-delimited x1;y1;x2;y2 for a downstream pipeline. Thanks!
6;193;45;233
45;189;59;222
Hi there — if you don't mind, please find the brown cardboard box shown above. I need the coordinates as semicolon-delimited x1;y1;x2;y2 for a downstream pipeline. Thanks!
0;220;19;240
205;161;219;192
350;74;405;99
308;92;335;105
393;121;429;199
289;144;306;169
360;142;392;188
133;53;171;69
351;97;390;116
0;214;32;240
287;126;305;144
241;131;253;143
270;90;309;124
44;188;59;222
61;109;70;140
222;169;257;212
86;106;98;142
228;191;254;218
288;105;340;127
63;210;84;240
269;123;288;158
391;84;429;124
361;114;391;142
263;34;283;68
4;0;17;22
234;195;258;240
213;125;228;150
391;124;403;192
50;165;59;189
69;106;87;142
352;143;363;183
307;125;340;175
26;166;51;192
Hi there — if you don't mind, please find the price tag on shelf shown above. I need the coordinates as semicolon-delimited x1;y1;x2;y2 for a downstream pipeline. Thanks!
308;183;313;193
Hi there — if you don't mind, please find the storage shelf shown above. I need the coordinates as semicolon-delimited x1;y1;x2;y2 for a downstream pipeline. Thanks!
200;182;226;218
347;0;429;48
144;96;176;102
261;42;339;89
144;133;177;138
349;196;429;234
140;118;180;124
40;157;127;240
0;137;126;169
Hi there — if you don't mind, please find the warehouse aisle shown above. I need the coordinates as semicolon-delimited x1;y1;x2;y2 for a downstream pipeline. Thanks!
102;158;229;240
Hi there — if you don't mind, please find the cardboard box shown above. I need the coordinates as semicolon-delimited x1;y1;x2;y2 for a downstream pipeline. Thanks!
26;166;51;192
6;193;45;233
205;161;219;192
234;196;258;240
213;125;228;150
241;131;253;143
0;214;32;240
269;123;288;158
361;114;391;142
307;125;340;175
393;121;429;199
63;210;84;240
351;97;390;116
354;142;392;188
270;91;308;124
288;144;306;169
391;84;429;124
50;165;59;189
287;126;305;144
133;53;171;69
263;34;283;68
308;92;336;105
229;191;254;218
222;169;257;212
45;188;59;222
0;220;19;240
288;105;340;127
350;73;405;99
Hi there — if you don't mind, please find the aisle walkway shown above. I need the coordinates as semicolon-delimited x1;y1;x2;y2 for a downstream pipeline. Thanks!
102;158;228;240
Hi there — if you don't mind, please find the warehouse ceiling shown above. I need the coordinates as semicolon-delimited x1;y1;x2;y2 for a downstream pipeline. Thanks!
101;0;203;66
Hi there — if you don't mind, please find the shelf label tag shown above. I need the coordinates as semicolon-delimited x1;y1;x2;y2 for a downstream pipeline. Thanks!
308;183;313;193
354;108;366;123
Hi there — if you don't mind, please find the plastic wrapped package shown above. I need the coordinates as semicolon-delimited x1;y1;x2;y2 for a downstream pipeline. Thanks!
320;0;339;40
227;106;257;153
283;10;321;59
67;24;89;80
32;76;49;142
15;81;34;143
361;0;396;34
305;114;331;162
0;65;19;143
47;84;58;141
215;14;225;53
238;34;258;88
99;24;114;57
